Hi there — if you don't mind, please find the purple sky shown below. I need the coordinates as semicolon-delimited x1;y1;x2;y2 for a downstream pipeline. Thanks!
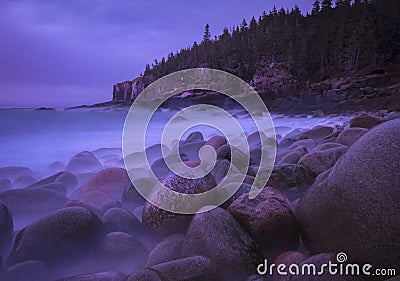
0;0;313;108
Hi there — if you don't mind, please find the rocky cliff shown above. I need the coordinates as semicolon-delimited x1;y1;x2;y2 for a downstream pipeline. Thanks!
112;63;400;114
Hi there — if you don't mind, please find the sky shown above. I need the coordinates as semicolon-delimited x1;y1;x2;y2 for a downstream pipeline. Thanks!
0;0;313;108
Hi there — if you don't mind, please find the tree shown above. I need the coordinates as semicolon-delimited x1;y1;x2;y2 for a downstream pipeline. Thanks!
322;0;333;10
312;1;321;14
203;24;211;43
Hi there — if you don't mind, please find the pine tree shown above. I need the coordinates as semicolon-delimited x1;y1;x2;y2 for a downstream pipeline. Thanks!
203;24;211;43
312;1;321;15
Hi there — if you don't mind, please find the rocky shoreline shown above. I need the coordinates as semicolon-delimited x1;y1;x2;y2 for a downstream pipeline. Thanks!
0;113;399;280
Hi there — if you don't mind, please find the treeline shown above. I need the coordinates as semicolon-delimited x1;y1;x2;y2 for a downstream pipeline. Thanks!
142;0;400;82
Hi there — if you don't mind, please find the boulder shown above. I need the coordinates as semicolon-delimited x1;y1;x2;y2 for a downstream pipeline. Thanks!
335;128;368;146
56;271;126;281
66;151;102;173
101;208;142;236
297;126;333;143
205;135;227;150
27;182;67;195
182;207;262;278
28;171;78;195
142;174;216;236
145;234;184;267
80;168;131;201
13;175;36;188
150;256;216;281
0;202;13;262
272;251;309;281
0;179;11;192
0;260;51;281
98;232;148;273
349;113;382;129
7;207;101;266
298;146;347;176
185;131;204;143
0;167;35;182
126;269;170;281
228;187;299;256
0;188;68;229
297;119;400;269
268;164;313;192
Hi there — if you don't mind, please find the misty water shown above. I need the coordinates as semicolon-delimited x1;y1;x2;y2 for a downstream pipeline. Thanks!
0;108;350;173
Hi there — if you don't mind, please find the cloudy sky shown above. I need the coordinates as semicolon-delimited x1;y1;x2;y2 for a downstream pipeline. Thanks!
0;0;313;107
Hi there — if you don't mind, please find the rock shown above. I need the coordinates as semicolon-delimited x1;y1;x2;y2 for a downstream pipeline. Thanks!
102;208;142;236
56;271;126;281
150;256;216;281
216;144;231;160
7;207;101;266
0;188;68;229
28;171;78;195
145;234;184;267
0;179;11;192
0;260;51;281
298;146;347;176
185;131;204;143
126;269;170;281
13;175;36;188
211;159;239;184
145;144;171;166
0;167;35;182
290;253;349;281
66;151;102;173
80;168;131;201
98;232;148;273
121;180;148;210
268;164;314;192
335;128;368;146
205;135;227;150
297;119;400;269
228;187;299;256
272;251;309;281
312;142;346;152
179;141;205;162
350;113;382;129
182;207;262;277
79;191;114;210
0;202;13;262
48;161;66;173
27;182;67;195
297;126;333;143
142;174;216;236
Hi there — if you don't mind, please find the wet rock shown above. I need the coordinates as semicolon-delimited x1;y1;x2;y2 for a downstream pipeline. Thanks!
66;151;102;173
102;208;142;236
185;131;204;143
79;191;114;209
0;202;13;262
228;187;299;256
290;253;348;281
0;167;35;182
28;171;78;195
145;234;184;267
142;174;216;236
0;260;51;281
145;144;172;167
0;188;68;229
312;142;346;152
56;271;126;281
268;164;313;192
0;178;11;192
272;251;309;281
216;144;231;160
121;180;149;210
98;232;148;273
80;168;131;201
297;119;400;269
7;207;101;266
13;175;36;188
211;159;240;184
179;141;205;162
335;128;368;146
126;268;170;281
350;113;382;129
298;146;347;176
27;182;67;195
182;207;262;277
205;135;227;150
150;256;216;281
48;161;66;173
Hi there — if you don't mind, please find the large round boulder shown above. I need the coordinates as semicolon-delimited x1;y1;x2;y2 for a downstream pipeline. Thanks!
228;187;299;256
0;188;68;229
182;207;263;278
101;208;142;236
297;119;400;269
0;260;50;281
80;168;131;202
66;151;102;174
7;207;101;266
142;173;216;236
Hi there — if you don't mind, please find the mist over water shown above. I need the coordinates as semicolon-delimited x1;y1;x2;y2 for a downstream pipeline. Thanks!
0;108;349;172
